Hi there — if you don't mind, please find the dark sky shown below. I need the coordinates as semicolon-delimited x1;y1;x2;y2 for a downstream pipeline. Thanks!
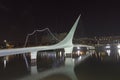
0;0;120;42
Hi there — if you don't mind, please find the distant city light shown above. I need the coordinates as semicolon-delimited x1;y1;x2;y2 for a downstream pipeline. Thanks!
77;47;80;49
105;45;110;49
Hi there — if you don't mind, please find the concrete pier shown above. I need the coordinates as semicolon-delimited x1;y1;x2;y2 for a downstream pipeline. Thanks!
30;51;38;74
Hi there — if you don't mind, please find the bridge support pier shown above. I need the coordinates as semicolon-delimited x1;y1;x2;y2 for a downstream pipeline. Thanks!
30;51;38;74
64;47;73;57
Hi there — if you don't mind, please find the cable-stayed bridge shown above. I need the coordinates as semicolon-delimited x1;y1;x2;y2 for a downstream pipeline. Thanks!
0;15;94;80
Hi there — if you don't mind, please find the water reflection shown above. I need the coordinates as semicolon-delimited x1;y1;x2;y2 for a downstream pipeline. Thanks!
0;47;95;80
93;44;120;63
37;49;65;72
0;49;67;80
2;45;120;80
0;55;29;80
75;53;120;80
74;45;120;80
72;47;90;58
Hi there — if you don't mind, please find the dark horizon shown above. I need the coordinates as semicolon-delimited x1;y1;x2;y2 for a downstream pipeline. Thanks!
0;0;120;42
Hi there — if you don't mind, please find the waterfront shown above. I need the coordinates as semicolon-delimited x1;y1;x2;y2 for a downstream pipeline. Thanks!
0;47;120;80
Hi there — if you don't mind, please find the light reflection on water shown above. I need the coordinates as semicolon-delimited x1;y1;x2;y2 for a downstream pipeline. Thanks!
37;50;65;72
0;47;120;80
0;49;66;80
93;47;120;63
0;55;30;80
75;53;120;80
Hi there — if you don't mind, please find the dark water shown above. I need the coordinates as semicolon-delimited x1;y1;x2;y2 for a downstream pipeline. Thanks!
75;51;120;80
0;50;65;80
0;55;30;80
0;48;120;80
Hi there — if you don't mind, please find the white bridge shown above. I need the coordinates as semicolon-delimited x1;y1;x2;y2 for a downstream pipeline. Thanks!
0;15;94;80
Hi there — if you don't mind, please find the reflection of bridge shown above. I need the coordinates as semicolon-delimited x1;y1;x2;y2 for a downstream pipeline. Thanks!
18;54;91;80
0;15;94;80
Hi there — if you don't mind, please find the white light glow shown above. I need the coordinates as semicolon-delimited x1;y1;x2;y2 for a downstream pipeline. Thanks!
106;45;110;49
77;47;80;49
117;44;120;48
78;56;82;61
59;51;62;57
118;49;120;56
106;50;111;56
77;51;80;55
31;52;37;59
4;59;7;68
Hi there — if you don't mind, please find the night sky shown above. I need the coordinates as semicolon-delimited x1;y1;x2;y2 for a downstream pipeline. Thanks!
0;0;120;42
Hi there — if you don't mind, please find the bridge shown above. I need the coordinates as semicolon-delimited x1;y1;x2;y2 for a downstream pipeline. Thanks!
0;15;94;80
